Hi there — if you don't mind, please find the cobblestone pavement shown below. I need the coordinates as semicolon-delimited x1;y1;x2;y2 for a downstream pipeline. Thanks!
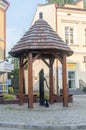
0;95;86;130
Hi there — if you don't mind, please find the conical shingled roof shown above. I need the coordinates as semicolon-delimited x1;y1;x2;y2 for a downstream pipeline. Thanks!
9;13;73;57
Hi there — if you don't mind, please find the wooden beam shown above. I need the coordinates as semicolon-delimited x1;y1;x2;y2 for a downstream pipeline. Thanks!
28;52;33;108
42;59;50;68
49;58;54;104
56;59;59;95
19;57;24;105
32;53;41;63
51;58;54;65
21;60;28;67
53;53;62;64
62;54;68;107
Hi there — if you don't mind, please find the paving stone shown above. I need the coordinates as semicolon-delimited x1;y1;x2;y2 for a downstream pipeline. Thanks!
0;95;86;130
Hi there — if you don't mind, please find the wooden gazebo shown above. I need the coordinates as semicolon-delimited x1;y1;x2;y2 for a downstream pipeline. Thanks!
9;13;73;108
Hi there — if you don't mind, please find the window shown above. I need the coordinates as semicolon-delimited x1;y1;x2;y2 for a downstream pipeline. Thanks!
65;27;74;45
67;71;75;88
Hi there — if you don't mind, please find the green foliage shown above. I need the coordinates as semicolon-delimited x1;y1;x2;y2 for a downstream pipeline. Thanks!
3;94;14;100
46;0;76;6
7;55;19;90
34;92;39;97
84;0;86;8
8;87;14;94
46;0;86;8
44;93;49;99
6;55;19;70
14;89;19;94
34;92;49;99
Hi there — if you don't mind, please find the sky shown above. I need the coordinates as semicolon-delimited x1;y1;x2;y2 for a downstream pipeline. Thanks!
6;0;46;56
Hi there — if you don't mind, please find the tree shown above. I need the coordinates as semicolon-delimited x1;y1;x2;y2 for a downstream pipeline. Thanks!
84;0;86;8
46;0;76;6
7;55;19;93
46;0;86;8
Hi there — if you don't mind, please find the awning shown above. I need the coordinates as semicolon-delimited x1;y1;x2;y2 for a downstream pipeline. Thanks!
0;60;14;74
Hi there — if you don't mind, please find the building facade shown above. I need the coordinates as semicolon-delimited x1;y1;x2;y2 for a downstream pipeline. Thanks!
29;0;86;91
0;0;9;82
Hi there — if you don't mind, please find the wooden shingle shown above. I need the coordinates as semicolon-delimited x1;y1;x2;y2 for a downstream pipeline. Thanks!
9;13;73;57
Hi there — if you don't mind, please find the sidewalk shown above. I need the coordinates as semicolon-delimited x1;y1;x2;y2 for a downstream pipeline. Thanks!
0;95;86;130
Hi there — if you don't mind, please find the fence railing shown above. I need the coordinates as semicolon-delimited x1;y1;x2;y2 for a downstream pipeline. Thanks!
0;83;8;93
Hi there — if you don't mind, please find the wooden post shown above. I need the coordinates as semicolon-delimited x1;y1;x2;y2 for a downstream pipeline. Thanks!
28;52;33;108
49;58;54;104
19;57;24;105
56;59;59;95
62;54;68;107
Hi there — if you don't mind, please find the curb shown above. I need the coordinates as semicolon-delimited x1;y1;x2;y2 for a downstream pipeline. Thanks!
0;122;25;129
0;122;86;130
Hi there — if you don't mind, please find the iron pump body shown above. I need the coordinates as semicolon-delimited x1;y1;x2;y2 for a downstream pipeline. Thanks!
39;69;45;106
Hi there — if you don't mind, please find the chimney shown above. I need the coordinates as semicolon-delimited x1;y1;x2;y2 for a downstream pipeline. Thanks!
76;0;84;9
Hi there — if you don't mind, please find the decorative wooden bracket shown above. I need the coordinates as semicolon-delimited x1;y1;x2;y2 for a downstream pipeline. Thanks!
20;53;28;67
22;60;28;67
32;53;41;63
49;57;55;66
53;53;62;64
42;59;50;68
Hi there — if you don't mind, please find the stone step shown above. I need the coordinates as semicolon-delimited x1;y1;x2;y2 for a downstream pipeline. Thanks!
68;88;86;95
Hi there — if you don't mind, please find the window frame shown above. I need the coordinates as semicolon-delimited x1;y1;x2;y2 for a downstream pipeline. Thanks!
65;26;74;45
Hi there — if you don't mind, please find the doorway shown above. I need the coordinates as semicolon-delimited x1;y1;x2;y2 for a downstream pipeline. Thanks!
67;71;75;88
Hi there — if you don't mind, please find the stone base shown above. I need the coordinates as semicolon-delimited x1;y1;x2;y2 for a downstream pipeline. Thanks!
0;94;73;104
53;94;73;103
16;94;73;103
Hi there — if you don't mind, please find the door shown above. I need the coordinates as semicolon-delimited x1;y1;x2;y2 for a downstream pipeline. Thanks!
68;71;75;88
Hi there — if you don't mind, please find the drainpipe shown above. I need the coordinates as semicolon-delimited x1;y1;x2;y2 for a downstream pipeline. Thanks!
4;2;10;59
55;3;59;95
55;3;58;32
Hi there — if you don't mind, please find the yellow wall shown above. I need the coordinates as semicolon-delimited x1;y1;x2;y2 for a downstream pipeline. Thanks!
0;8;5;60
0;0;9;82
